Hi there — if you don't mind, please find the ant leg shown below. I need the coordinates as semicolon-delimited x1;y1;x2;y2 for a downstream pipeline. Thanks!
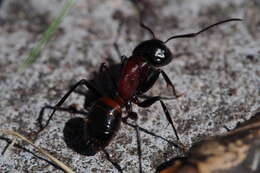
159;70;183;98
160;100;180;141
38;79;102;133
135;119;142;173
124;111;142;173
137;70;160;94
136;96;180;141
102;149;123;173
113;20;127;63
112;20;128;71
38;105;88;125
137;69;182;98
123;104;142;173
122;120;183;149
114;43;127;64
36;105;89;136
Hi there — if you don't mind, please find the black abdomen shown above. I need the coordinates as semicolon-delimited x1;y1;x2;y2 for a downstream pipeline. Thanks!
88;98;121;144
64;97;122;156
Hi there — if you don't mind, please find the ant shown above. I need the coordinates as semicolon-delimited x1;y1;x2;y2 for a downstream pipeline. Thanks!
115;18;242;140
36;18;241;173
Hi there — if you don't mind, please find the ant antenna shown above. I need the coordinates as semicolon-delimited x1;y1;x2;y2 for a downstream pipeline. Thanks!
140;22;156;39
164;18;242;43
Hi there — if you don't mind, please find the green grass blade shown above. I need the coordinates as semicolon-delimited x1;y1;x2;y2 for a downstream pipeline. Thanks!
19;0;76;71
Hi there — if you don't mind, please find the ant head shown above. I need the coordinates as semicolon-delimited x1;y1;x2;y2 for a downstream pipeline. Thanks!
134;18;242;67
133;39;173;67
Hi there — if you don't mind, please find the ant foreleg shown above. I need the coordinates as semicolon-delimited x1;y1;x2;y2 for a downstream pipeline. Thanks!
137;69;183;98
38;79;102;134
159;70;183;98
102;149;123;173
136;70;160;94
135;96;180;141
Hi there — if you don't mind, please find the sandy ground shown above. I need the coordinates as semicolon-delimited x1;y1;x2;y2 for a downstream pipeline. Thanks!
0;0;259;172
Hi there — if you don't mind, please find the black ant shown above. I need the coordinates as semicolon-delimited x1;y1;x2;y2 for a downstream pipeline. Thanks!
36;18;241;173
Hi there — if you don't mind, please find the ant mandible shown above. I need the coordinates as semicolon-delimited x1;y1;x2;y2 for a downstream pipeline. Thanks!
36;18;241;173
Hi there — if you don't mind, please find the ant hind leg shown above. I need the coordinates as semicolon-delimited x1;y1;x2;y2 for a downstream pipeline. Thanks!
123;104;143;173
134;119;142;173
37;79;102;134
102;149;123;173
38;105;89;128
122;120;183;149
126;111;143;173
